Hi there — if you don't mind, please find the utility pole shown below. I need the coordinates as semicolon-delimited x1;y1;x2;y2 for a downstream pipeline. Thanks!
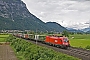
35;29;37;44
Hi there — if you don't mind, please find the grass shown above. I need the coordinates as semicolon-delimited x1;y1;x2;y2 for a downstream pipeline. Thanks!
69;34;90;49
0;34;9;42
69;34;90;39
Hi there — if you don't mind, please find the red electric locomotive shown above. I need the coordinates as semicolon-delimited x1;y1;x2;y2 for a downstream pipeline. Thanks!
45;36;70;48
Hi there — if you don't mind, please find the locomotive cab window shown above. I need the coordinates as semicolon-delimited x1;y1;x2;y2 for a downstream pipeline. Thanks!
64;38;68;42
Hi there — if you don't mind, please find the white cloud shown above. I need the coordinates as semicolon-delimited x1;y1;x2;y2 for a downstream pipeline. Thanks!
67;22;89;29
22;0;90;29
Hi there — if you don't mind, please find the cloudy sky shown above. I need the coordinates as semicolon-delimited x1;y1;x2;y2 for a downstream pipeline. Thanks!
22;0;90;29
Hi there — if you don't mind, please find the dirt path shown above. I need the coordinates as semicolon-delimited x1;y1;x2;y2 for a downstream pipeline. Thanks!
0;45;18;60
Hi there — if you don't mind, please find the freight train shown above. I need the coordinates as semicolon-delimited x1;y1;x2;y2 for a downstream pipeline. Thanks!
13;33;70;49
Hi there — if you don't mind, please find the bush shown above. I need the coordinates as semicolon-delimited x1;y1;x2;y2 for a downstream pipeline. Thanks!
85;45;90;50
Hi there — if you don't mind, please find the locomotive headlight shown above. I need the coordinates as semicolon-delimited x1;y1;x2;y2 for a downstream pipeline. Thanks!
63;43;65;44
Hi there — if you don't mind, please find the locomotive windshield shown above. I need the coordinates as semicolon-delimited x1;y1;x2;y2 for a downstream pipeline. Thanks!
64;38;68;42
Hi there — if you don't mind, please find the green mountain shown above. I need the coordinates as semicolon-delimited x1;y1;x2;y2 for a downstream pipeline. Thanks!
46;22;67;32
0;0;67;32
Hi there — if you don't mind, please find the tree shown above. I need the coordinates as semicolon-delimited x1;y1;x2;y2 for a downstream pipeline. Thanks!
62;30;69;37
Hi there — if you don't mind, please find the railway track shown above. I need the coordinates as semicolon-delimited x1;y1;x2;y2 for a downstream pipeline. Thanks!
67;47;90;60
25;39;90;60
